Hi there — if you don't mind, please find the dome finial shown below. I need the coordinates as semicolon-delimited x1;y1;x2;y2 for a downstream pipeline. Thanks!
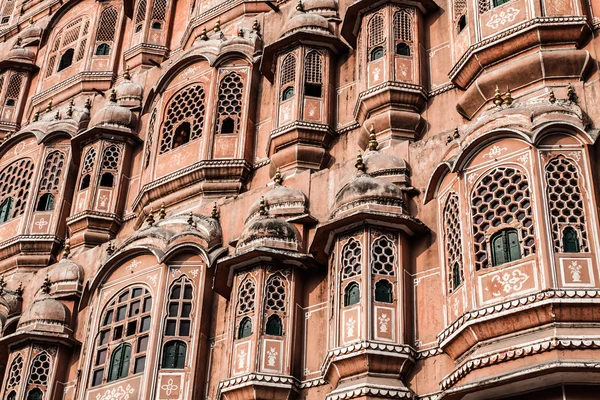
109;88;117;103
123;65;131;80
62;237;70;259
273;168;283;185
493;86;503;107
504;87;513;105
41;275;51;294
187;211;195;226
549;89;556;103
368;125;378;151
32;108;40;122
85;97;92;111
14;36;21;47
45;99;53;113
568;84;577;103
252;19;260;35
0;276;6;295
214;19;221;32
259;197;267;216
355;151;365;173
211;202;220;220
200;27;208;40
16;281;23;296
159;203;166;219
146;208;155;227
296;0;304;11
66;98;74;118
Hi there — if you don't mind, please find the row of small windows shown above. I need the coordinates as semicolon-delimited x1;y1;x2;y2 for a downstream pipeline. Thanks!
5;351;51;400
343;280;393;306
367;10;413;62
237;314;283;339
279;51;323;101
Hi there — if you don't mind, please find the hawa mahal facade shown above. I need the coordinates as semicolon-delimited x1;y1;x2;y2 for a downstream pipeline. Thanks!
0;0;596;395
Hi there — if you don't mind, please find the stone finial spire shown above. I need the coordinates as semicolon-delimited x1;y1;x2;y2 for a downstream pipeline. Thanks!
252;20;260;34
146;208;155;226
124;65;131;80
549;89;556;104
32;109;40;122
200;27;208;40
493;86;503;107
259;197;267;216
14;36;21;47
355;152;365;173
109;88;117;103
66;98;74;117
41;275;51;294
368;125;378;151
296;0;304;11
159;203;166;220
46;99;53;113
273;168;283;185
568;84;577;103
63;237;71;258
214;19;221;32
211;202;220;220
54;110;60;120
16;282;23;296
107;241;115;255
0;276;6;295
187;211;194;226
85;97;92;111
504;87;513;105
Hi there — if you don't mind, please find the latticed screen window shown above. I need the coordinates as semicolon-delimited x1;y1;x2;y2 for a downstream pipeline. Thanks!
4;72;23;107
26;389;42;400
165;277;193;337
215;72;243;135
444;193;464;291
46;18;89;77
25;351;51;398
264;274;286;336
79;147;97;190
545;157;588;253
393;9;412;56
371;236;396;276
94;7;118;56
478;0;509;13
304;51;322;98
341;238;362;280
134;0;147;32
0;0;15;25
454;0;467;31
99;144;122;188
151;0;167;29
0;158;35;222
367;14;385;61
280;53;296;101
36;151;65;212
6;354;23;392
159;85;206;154
92;287;152;387
471;167;535;270
236;278;255;339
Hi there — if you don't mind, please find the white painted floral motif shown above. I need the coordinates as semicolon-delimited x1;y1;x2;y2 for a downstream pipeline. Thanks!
190;269;199;278
282;105;290;122
568;151;582;162
378;313;390;333
161;379;179;396
237;350;247;369
468;173;478;185
308;107;316;117
126;260;141;272
482;145;508;159
14;142;25;155
267;347;278;367
147;274;158;286
373;68;381;82
95;384;135;400
568;261;582;282
35;218;48;230
170;153;183;165
517;153;529;164
486;7;520;29
491;269;529;296
346;317;356;338
99;195;108;208
453;296;460;317
171;268;181;277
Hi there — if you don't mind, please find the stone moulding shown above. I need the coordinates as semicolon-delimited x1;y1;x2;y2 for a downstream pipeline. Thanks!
321;341;416;375
327;385;414;399
437;289;600;346
440;336;600;390
353;81;428;119
31;71;115;108
218;373;299;390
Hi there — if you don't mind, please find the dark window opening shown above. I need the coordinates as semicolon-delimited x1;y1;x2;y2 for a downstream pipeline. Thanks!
396;42;410;56
5;99;15;106
100;172;114;187
95;43;111;56
26;389;43;400
57;48;75;72
36;193;55;211
492;0;510;7
7;391;16;400
135;24;143;33
457;14;467;32
1;17;9;24
370;46;384;61
374;280;393;303
491;228;521;267
281;87;294;101
80;174;91;190
161;341;186;369
173;122;191;148
563;227;580;253
0;197;13;223
220;117;235;134
265;315;283;336
344;282;360;306
238;316;252;339
304;83;322;98
107;343;131;382
452;262;462;289
151;21;162;29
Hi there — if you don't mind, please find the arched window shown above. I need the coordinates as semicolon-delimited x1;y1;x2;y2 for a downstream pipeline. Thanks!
36;194;55;211
7;390;16;400
134;0;147;32
454;0;467;31
341;238;362;280
457;14;467;32
159;85;206;154
92;286;152;386
94;7;118;56
215;73;243;135
99;144;122;188
99;172;114;187
95;43;110;55
471;167;534;270
161;341;186;369
151;0;167;28
26;389;43;400
344;282;360;306
108;343;131;382
79;147;97;191
304;51;322;98
370;46;384;61
371;236;396;275
237;279;255;316
45;18;89;77
6;354;23;391
57;49;75;72
0;0;15;25
265;315;282;336
4;73;23;107
374;280;393;303
165;277;193;337
491;228;521;266
151;21;162;29
238;317;252;339
27;352;50;386
545;157;588;253
367;14;385;49
0;197;13;223
281;87;294;101
395;43;410;56
80;175;91;190
444;193;464;291
563;227;580;253
0;157;35;222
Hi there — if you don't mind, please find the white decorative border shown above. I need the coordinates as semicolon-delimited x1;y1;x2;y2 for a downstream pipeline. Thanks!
559;257;595;287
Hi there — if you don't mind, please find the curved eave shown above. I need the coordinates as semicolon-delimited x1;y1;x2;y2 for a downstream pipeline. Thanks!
214;247;317;298
261;30;348;82
0;329;80;348
341;0;437;47
0;58;39;72
72;124;141;148
310;209;428;264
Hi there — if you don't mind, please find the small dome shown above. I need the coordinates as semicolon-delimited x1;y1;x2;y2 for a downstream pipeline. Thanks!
303;0;337;12
332;173;405;218
246;184;308;223
237;215;302;253
6;45;35;64
280;11;332;38
19;21;43;43
362;149;411;186
17;294;71;333
48;259;83;284
89;91;136;130
115;73;143;109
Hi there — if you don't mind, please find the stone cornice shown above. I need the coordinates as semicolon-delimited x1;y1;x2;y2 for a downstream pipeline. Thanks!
327;384;413;399
31;71;115;106
353;81;428;119
218;372;298;391
321;341;416;375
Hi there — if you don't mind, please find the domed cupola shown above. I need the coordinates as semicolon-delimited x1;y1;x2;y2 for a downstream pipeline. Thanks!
361;127;412;187
17;277;71;335
5;39;35;65
89;88;137;131
46;257;84;298
0;281;23;331
18;19;43;46
280;6;333;38
115;67;143;110
302;0;338;17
